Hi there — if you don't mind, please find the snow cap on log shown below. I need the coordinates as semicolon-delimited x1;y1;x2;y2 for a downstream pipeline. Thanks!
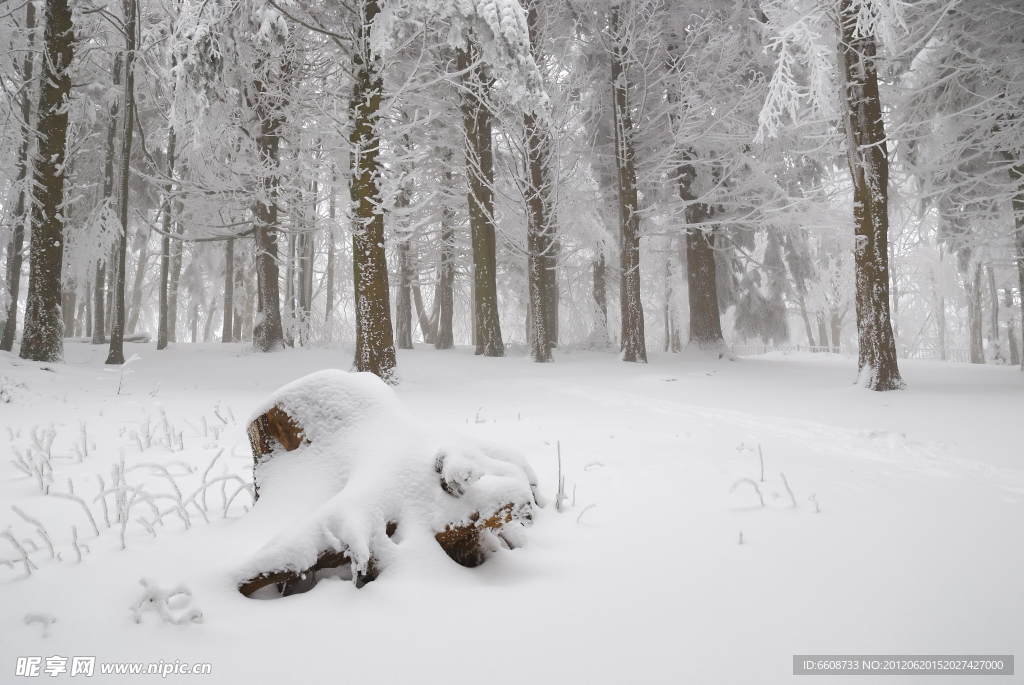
239;369;542;597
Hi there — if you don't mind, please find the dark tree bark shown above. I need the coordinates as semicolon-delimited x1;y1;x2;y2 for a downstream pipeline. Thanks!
92;60;123;347
412;284;434;344
233;243;245;343
677;159;723;350
350;0;396;380
592;252;608;343
522;0;554;362
459;46;504;357
126;233;148;334
20;0;74;362
91;259;107;345
1;1;35;352
222;237;235;342
544;240;559;348
105;0;137;365
830;311;843;353
249;65;286;353
838;0;902;389
297;182;315;345
396;239;414;349
817;312;829;349
610;9;646;363
434;204;455;350
157;126;176;350
395;182;413;350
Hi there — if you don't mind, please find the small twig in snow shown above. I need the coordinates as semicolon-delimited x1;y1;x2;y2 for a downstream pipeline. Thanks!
48;492;100;537
1;528;36;576
96;475;110;528
11;506;55;558
576;503;596;523
780;472;797;507
730;478;765;507
71;526;82;562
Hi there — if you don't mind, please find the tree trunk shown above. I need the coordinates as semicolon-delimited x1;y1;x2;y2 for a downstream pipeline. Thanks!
677;158;723;350
203;297;218;342
61;283;76;337
797;294;815;347
434;205;455;350
297;181;315;346
830;311;842;353
91;258;107;345
966;260;984;364
459;46;504;358
987;264;1003;362
250;65;286;353
20;0;74;362
157;126;176;350
1006;286;1020;366
610;9;646;363
396;239;414;349
233;242;245;343
84;275;92;338
285;232;296;347
350;0;396;380
104;243;115;337
126;232;148;334
544;239;559;348
591;252;609;345
522;0;554;362
1006;159;1024;370
242;254;255;342
105;0;136;365
663;257;681;353
0;0;35;352
817;312;829;349
838;0;902;389
413;283;433;344
168;240;182;341
394;180;414;350
222;237;235;342
325;185;337;341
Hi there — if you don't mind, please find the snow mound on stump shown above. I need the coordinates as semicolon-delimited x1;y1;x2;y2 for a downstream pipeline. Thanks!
238;369;541;597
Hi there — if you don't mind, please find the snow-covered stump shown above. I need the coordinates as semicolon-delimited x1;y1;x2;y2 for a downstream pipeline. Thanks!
239;370;541;597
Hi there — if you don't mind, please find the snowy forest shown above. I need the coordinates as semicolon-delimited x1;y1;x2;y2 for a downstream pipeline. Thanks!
2;0;1022;387
1;0;1022;682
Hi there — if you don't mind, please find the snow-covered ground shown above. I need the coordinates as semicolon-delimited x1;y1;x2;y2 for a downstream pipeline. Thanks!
1;344;1021;683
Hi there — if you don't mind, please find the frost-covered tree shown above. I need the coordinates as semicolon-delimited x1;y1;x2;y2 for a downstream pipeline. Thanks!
18;0;76;362
758;0;905;389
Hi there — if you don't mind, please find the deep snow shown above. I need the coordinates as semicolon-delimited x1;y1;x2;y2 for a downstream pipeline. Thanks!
0;343;1021;684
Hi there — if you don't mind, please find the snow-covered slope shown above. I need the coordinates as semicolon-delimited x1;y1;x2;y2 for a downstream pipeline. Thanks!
0;344;1020;683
